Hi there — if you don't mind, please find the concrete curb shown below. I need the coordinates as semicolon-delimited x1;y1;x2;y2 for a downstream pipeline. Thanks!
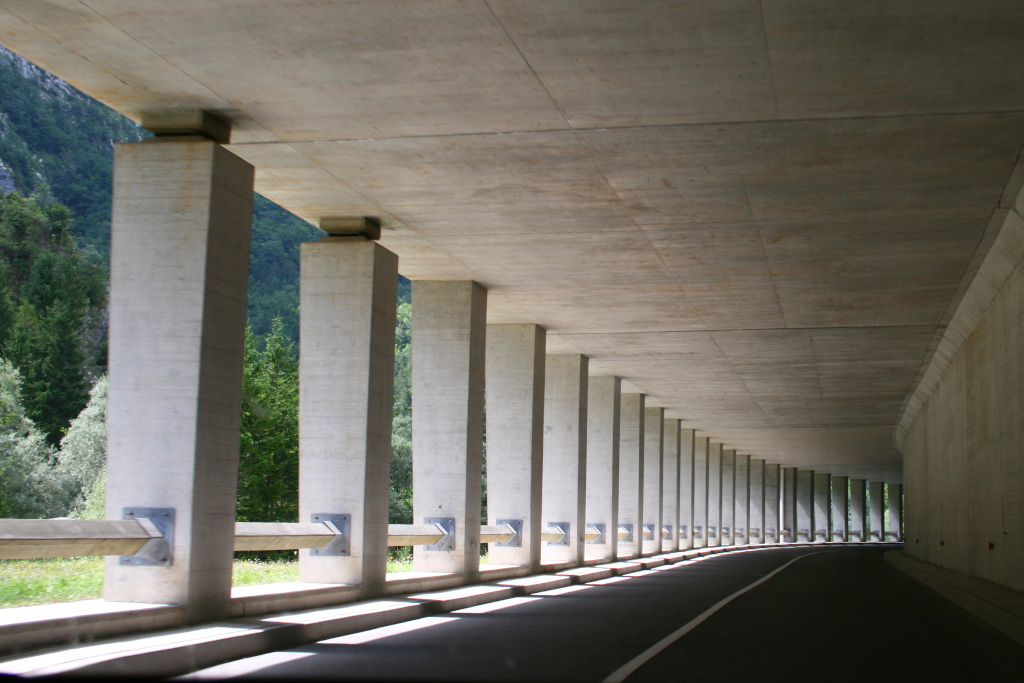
885;550;1024;647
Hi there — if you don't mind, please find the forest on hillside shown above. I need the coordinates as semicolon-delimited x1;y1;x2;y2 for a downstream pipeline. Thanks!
0;46;415;533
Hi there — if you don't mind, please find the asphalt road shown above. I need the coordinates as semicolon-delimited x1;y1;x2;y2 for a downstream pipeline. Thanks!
186;546;1024;681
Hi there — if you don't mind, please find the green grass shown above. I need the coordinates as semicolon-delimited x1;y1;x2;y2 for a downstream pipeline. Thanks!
0;557;105;608
0;553;426;608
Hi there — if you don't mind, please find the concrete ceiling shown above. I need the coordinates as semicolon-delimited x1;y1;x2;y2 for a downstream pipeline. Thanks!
3;1;1024;481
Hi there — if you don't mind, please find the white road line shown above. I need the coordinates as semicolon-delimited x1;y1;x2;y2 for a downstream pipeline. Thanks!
602;550;831;683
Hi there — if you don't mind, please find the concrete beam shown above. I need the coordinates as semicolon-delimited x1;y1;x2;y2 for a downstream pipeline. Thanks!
641;407;664;556
541;354;588;566
869;480;884;542
850;479;867;543
105;139;252;623
584;376;620;563
782;467;797;543
831;476;849;542
707;443;722;547
720;449;735;546
735;455;750;545
693;436;709;548
412;281;486;579
764;463;781;544
813;472;831;544
749;459;765;544
795;470;813;544
679;429;695;550
617;393;645;558
662;419;681;552
486;324;546;571
298;237;397;595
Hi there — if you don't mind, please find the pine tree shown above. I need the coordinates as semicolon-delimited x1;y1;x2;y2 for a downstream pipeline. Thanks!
236;319;299;524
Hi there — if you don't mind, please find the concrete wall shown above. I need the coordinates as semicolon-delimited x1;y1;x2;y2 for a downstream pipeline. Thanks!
904;219;1024;590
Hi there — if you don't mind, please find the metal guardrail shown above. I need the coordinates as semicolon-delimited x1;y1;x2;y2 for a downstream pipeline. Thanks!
0;519;490;560
0;519;160;560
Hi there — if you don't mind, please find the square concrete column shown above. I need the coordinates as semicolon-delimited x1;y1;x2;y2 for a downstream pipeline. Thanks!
679;429;695;550
486;324;546;571
412;281;486;578
707;443;722;547
831;476;849;542
868;480;884;542
693;436;709;547
749;459;765;544
662;419;680;552
641;407;664;555
720;449;735;546
105;140;252;623
850;479;867;542
886;483;903;542
795;469;813;544
585;376;620;562
735;455;750;545
298;237;398;596
617;393;645;558
782;467;797;543
764;463;780;543
541;354;588;566
812;472;831;544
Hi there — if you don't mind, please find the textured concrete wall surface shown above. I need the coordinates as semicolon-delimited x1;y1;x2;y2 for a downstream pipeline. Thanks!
904;235;1024;591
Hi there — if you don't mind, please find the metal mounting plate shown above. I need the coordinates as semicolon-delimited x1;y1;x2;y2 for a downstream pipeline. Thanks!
423;517;455;551
643;524;655;541
662;524;673;539
309;513;350;556
586;523;605;545
546;522;570;546
620;523;633;543
495;519;522;547
120;508;174;566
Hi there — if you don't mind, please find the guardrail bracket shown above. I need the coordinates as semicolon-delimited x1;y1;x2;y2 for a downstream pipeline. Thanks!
309;513;350;556
494;519;522;547
546;522;570;546
120;508;174;566
423;517;455;551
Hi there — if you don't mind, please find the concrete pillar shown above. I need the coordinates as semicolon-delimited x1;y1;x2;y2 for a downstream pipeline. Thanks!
735;455;750;545
679;429;695;550
720;450;735;546
812;472;830;544
693;436;709;547
617;393;645;558
868;480;884;542
831;476;849;542
764;463;780;543
795;470;813;544
707;443;722;547
850;479;867;542
585;376;620;562
541;354;588;566
298;236;397;596
486;324;546;571
662;419;680;552
886;483;903;542
105;140;252;622
749;459;765;544
412;281;486;578
782;467;797;543
641;407;664;555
